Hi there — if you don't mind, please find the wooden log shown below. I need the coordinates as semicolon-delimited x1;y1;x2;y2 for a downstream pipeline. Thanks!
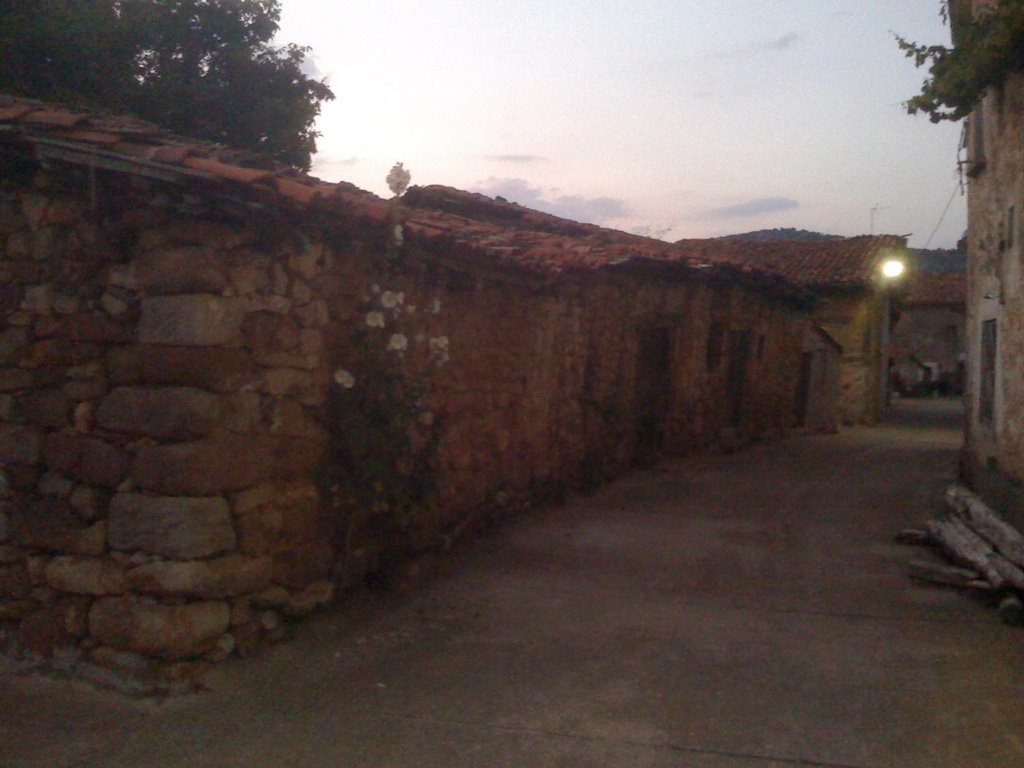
989;552;1024;591
894;529;932;546
998;595;1024;626
946;485;1024;569
907;559;986;589
924;516;1008;589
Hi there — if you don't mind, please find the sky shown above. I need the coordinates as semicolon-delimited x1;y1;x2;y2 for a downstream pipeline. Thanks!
276;1;966;249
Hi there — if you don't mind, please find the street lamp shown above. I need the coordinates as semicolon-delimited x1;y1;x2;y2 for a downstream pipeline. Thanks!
881;258;906;279
877;255;906;411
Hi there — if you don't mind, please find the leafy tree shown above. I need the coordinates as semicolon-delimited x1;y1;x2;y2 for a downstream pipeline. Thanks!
0;0;334;170
896;0;1024;122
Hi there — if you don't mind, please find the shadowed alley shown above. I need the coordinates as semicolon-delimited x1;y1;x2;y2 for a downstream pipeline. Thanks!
4;399;1023;768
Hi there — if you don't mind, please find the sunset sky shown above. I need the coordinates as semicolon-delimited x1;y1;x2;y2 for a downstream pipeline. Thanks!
277;1;965;249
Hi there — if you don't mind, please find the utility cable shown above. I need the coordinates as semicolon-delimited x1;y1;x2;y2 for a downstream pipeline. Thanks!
924;182;962;249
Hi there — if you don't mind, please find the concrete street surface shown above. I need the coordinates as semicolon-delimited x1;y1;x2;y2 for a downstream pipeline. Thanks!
4;398;1024;767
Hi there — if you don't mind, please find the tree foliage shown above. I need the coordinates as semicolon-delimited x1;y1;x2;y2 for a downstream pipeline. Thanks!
0;0;334;170
896;0;1024;122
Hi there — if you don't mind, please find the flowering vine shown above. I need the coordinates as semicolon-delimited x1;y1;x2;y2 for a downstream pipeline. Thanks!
325;163;452;567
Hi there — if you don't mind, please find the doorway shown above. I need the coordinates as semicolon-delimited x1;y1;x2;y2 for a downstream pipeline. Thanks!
726;330;751;428
635;326;672;459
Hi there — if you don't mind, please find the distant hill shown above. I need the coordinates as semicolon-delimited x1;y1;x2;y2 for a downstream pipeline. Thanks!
715;228;843;243
910;248;966;273
716;229;965;273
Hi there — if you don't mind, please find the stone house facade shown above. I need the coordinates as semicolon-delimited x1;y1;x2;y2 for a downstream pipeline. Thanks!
0;98;836;677
675;236;910;424
952;0;1024;528
890;272;966;395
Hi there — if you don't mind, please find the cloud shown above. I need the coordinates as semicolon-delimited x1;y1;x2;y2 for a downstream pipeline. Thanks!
765;33;801;51
485;154;549;165
702;31;803;61
299;53;326;80
315;155;360;167
706;197;800;219
627;223;676;241
472;177;628;223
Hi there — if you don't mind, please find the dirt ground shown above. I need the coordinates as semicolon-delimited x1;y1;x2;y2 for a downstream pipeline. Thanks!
4;398;1024;768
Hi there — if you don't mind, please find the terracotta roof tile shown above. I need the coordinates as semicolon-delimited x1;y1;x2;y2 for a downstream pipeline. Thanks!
150;145;194;164
0;94;867;301
183;156;272;184
0;105;33;122
22;109;88;128
673;235;908;290
63;129;122;145
274;177;320;205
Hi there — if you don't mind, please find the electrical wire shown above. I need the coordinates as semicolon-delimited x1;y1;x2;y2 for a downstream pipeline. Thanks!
924;183;962;249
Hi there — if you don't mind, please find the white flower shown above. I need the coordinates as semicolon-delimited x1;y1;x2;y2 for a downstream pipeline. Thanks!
371;284;380;294
430;298;442;314
333;368;356;389
365;311;385;328
387;333;409;353
393;224;404;246
386;162;411;197
429;336;450;354
405;305;417;313
380;290;404;309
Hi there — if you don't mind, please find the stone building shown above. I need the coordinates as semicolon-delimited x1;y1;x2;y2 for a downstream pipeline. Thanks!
951;0;1024;527
0;97;835;675
675;236;910;424
890;271;966;396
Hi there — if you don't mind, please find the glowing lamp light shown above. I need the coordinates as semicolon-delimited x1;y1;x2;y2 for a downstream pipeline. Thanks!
880;259;906;279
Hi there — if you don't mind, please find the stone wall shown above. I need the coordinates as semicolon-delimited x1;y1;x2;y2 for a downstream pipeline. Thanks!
0;162;818;678
813;291;887;424
962;67;1024;527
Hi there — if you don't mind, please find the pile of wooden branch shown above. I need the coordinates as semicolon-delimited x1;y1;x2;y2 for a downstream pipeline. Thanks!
897;485;1024;625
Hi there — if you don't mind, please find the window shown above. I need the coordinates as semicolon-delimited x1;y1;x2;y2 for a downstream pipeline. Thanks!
979;319;997;428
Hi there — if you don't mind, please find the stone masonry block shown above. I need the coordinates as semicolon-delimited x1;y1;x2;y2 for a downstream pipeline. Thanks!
138;346;256;392
10;497;104;554
131;435;323;496
43;433;130;488
131;437;273;496
136;295;245;347
0;425;40;465
111;246;227;295
96;387;220;441
89;596;230;660
126;555;272;598
44;556;126;595
107;493;235;559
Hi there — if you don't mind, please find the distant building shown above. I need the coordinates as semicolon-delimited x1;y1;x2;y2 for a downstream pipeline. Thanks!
891;272;966;396
677;235;910;424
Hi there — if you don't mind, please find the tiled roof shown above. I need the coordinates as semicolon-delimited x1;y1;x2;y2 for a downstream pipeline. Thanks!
903;271;966;306
0;94;879;301
673;235;909;290
0;95;391;220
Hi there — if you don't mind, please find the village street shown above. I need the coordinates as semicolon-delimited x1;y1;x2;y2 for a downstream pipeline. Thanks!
4;399;1024;768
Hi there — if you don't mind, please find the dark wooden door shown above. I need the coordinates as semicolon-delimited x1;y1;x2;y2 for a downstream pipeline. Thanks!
635;327;672;458
726;331;751;428
795;351;813;427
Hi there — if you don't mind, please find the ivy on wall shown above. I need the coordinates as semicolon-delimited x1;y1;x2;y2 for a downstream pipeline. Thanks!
896;0;1024;122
